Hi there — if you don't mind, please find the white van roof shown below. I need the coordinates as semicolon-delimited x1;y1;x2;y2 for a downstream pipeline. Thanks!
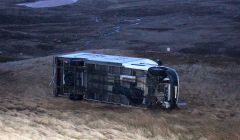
60;53;158;71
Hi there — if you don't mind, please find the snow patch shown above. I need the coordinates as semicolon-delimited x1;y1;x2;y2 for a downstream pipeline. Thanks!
17;0;78;8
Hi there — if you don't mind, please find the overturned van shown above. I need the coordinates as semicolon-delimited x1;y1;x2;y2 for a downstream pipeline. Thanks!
53;53;180;109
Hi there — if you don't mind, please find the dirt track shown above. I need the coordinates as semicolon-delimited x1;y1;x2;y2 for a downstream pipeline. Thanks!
0;49;239;140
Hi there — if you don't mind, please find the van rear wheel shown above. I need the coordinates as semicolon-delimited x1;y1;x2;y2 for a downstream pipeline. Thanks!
69;93;83;100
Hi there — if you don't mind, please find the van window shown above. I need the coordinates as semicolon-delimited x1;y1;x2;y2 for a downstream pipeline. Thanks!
121;68;131;75
109;66;121;75
96;64;108;73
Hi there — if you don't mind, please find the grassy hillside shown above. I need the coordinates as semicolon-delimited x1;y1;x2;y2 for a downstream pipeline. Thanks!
0;0;240;62
0;49;239;140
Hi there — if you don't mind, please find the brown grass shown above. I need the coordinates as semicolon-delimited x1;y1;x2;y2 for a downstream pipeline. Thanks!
0;49;240;140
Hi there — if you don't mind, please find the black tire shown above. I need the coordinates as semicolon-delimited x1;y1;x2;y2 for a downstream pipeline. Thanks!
69;93;83;100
